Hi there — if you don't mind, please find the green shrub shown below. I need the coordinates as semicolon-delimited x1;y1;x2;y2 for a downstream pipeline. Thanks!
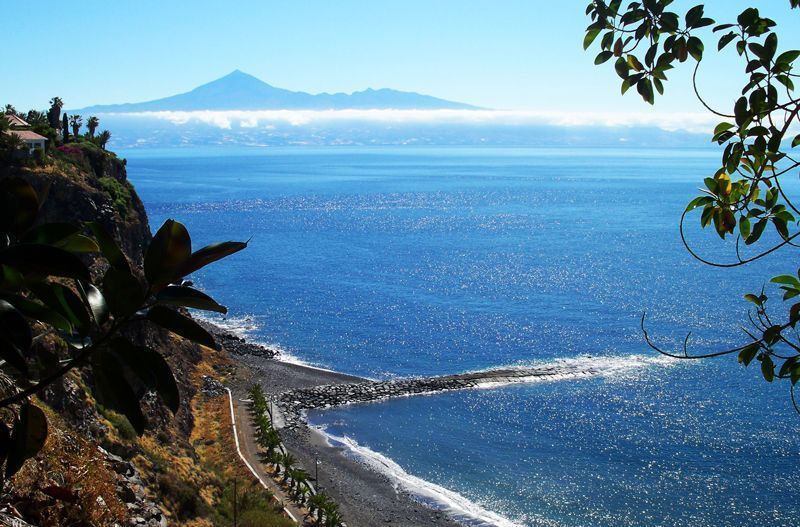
96;405;137;441
98;176;132;216
238;509;295;527
158;474;205;520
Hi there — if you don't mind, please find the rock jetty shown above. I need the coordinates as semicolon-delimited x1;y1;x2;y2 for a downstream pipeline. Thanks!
277;364;600;426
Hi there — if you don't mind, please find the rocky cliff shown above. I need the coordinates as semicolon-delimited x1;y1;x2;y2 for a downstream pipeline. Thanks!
0;145;287;527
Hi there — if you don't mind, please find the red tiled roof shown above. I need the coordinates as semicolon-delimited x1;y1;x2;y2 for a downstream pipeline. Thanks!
4;114;30;127
4;130;47;141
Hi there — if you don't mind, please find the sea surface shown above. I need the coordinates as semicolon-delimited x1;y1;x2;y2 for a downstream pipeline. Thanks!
122;146;800;527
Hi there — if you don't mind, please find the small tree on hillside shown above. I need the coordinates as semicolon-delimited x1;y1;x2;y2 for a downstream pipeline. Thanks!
86;116;99;138
69;114;82;139
62;113;69;142
48;97;63;129
97;130;112;150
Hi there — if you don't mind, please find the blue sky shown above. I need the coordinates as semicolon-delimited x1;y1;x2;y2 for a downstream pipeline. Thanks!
3;1;799;117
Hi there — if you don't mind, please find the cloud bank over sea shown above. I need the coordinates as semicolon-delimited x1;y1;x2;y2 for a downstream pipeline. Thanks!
112;109;717;134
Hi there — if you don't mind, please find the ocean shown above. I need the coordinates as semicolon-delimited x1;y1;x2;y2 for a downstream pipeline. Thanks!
122;146;800;527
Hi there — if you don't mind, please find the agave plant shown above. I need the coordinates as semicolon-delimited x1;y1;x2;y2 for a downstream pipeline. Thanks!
0;178;247;481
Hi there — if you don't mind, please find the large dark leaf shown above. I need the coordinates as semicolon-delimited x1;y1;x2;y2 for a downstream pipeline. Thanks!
92;351;145;435
87;221;130;272
28;282;90;337
22;223;79;245
108;338;180;413
0;294;72;332
0;299;32;375
0;244;90;281
78;282;110;326
147;305;217;349
180;241;247;277
156;286;227;313
21;223;99;254
102;267;145;318
5;403;48;479
145;220;191;289
0;178;39;237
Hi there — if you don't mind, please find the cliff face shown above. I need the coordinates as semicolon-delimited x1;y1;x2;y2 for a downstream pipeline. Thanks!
0;148;266;527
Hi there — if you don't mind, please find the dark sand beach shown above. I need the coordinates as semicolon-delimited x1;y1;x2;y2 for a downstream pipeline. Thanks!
208;324;465;527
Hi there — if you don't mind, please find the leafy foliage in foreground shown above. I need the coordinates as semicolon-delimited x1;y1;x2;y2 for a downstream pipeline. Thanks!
0;177;247;481
584;1;800;407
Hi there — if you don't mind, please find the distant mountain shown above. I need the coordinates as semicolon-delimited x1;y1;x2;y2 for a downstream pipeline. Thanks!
77;70;479;113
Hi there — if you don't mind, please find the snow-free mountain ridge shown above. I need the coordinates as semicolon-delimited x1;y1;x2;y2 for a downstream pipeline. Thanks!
77;70;480;113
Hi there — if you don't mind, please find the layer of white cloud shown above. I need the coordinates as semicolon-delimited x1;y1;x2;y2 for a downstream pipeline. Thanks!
109;109;719;134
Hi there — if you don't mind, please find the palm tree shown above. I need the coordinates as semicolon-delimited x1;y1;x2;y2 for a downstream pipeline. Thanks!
321;501;342;527
289;468;309;500
48;97;63;128
2;132;25;161
262;428;281;460
4;104;17;116
279;452;297;484
69;115;82;139
326;510;343;527
97;130;111;150
306;493;329;524
86;116;99;137
25;110;48;127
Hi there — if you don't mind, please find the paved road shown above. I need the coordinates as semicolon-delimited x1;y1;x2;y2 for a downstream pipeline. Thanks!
227;390;308;525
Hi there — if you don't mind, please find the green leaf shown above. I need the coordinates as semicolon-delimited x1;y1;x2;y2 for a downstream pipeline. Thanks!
0;244;90;281
738;342;759;366
761;354;775;382
713;122;734;136
179;241;248;278
614;57;630;79
156;286;227;314
685;196;714;212
584;29;601;50
0;294;72;332
718;31;737;51
146;306;217;349
0;299;32;375
79;282;109;326
687;36;704;61
745;218;768;244
108;338;180;414
595;51;614;64
145;220;191;289
739;216;751;239
28;282;90;337
22;223;79;245
790;303;800;327
770;275;800;287
763;325;782;345
744;293;763;306
5;403;48;479
92;351;145;435
102;267;145;318
86;222;130;272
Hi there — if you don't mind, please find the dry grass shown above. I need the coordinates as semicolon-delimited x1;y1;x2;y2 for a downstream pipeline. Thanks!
9;401;129;526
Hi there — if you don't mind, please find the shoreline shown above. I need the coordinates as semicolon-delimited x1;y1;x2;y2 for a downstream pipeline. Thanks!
205;322;467;527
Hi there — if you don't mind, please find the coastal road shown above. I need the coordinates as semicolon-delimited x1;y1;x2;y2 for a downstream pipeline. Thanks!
226;389;308;525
